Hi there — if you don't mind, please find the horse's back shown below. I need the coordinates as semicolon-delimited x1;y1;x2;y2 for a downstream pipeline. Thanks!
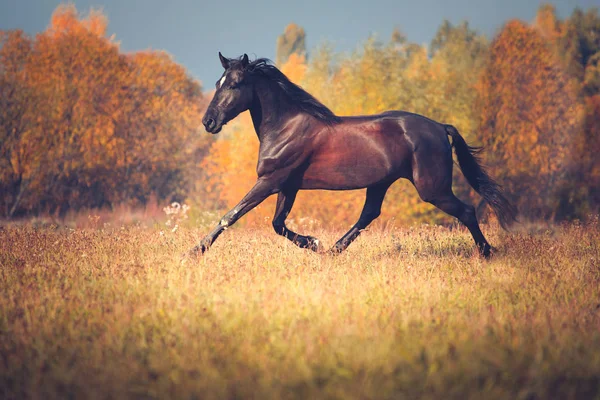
300;111;450;190
381;110;451;147
337;111;452;155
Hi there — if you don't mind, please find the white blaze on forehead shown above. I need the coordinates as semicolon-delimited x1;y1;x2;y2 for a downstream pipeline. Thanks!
219;75;227;88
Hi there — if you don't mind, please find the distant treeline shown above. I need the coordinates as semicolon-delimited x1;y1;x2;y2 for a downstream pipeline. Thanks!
1;4;599;224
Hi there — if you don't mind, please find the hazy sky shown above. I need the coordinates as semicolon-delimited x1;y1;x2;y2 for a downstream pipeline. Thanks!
0;0;597;88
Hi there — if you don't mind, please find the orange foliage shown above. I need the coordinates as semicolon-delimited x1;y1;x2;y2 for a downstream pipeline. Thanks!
0;5;208;217
477;20;584;219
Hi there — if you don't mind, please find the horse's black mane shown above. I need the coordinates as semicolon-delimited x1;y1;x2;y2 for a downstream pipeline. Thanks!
232;56;342;125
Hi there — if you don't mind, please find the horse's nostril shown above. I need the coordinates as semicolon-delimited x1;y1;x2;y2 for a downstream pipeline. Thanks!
204;118;216;131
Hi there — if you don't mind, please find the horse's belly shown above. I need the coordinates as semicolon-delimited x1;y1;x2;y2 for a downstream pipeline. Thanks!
298;122;413;190
300;149;399;190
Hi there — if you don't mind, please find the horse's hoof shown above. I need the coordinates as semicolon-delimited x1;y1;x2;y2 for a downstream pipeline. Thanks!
180;250;197;265
479;244;495;259
182;243;209;262
307;237;324;253
326;244;344;256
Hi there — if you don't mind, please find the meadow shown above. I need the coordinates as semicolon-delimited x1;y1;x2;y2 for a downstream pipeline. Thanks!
1;217;599;399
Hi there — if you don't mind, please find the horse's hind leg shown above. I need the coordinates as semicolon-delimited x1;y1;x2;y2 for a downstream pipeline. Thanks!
329;182;391;254
420;189;492;257
272;189;322;252
412;143;492;257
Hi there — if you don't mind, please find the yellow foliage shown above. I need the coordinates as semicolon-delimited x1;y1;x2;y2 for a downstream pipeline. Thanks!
280;53;307;84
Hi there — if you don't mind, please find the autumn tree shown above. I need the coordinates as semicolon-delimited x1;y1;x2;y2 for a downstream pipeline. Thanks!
0;5;208;217
21;6;129;214
114;50;206;205
0;30;35;216
581;95;600;211
555;7;600;87
477;19;584;219
549;6;600;216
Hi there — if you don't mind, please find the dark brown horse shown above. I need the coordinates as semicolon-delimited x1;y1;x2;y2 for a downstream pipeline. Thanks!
192;53;516;257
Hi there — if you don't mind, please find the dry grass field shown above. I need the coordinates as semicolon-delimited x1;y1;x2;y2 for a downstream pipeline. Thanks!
1;218;599;399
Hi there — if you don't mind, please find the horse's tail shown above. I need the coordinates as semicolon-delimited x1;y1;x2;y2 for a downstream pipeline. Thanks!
445;124;517;230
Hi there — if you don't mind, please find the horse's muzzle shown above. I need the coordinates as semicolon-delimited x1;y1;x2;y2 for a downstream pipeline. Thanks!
203;116;218;133
203;118;223;134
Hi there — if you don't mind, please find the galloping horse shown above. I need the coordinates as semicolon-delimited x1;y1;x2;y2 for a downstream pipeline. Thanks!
191;53;516;258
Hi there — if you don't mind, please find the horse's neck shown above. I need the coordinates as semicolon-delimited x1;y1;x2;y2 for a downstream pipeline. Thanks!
250;81;298;140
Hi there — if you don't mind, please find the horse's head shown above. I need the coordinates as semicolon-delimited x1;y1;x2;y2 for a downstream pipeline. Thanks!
202;53;254;134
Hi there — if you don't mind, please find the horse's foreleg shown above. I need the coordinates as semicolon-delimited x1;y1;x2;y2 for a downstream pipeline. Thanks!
329;183;390;254
272;189;322;252
190;179;277;256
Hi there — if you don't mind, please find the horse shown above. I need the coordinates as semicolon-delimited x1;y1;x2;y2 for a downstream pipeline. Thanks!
191;53;516;258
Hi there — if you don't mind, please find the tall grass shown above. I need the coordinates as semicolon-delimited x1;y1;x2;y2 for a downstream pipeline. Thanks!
1;219;599;399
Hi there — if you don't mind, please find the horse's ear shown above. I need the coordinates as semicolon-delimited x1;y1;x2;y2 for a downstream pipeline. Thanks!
219;52;230;69
241;53;249;68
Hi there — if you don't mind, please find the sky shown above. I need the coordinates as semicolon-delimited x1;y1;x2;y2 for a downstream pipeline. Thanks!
0;0;598;88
